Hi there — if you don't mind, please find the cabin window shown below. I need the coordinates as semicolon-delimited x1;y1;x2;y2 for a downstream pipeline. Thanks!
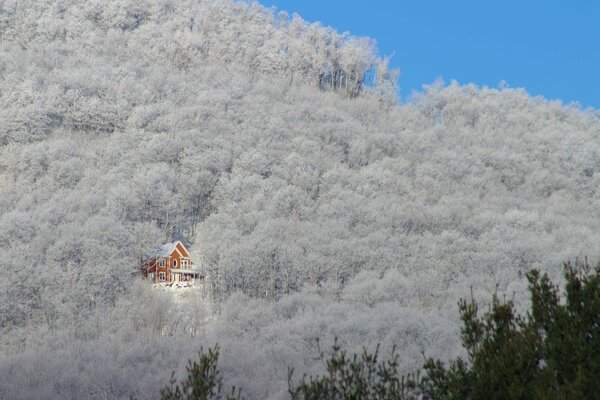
173;259;178;268
159;272;166;281
182;259;188;269
159;259;165;267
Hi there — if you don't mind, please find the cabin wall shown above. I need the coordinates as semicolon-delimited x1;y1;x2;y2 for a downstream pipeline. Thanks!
169;251;182;282
149;258;168;282
169;251;182;269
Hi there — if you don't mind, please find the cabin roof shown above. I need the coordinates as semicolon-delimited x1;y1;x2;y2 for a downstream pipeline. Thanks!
149;241;187;258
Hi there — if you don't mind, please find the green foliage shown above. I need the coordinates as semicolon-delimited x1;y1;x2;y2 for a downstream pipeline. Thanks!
421;260;600;399
160;345;241;400
288;338;419;400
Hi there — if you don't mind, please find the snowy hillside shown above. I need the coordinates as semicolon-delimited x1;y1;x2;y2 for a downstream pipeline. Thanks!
1;0;600;398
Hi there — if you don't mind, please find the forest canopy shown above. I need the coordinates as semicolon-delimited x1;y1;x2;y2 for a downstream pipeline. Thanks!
1;0;600;399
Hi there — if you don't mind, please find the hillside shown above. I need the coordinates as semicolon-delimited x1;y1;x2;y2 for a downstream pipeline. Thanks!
1;0;600;399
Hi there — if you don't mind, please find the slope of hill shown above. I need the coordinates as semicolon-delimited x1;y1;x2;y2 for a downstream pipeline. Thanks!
1;0;600;398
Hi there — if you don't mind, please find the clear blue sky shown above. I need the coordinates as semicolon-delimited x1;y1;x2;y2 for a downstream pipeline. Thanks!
260;1;600;109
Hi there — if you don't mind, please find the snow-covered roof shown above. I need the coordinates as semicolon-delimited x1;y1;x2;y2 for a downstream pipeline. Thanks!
148;241;186;258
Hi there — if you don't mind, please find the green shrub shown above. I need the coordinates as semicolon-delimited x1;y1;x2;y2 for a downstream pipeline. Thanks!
422;260;600;399
159;345;241;400
288;339;419;400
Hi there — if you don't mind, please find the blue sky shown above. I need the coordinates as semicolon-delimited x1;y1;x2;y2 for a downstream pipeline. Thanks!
260;1;600;108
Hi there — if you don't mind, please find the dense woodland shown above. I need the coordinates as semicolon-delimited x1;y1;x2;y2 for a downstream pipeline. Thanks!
1;0;600;399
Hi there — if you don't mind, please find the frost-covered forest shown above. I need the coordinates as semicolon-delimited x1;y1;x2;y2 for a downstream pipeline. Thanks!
1;0;600;399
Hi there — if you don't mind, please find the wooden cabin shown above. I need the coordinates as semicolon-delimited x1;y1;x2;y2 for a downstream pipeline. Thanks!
141;241;205;284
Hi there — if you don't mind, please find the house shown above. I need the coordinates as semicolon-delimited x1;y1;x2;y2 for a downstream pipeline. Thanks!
141;241;205;284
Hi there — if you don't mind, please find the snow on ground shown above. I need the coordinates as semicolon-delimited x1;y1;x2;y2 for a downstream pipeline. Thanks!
152;281;210;303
